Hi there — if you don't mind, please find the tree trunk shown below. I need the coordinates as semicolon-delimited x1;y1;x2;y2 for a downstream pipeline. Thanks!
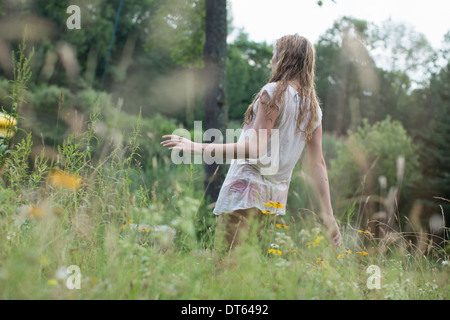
203;0;228;205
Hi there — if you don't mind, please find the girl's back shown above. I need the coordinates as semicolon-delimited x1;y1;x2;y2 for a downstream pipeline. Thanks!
213;81;322;216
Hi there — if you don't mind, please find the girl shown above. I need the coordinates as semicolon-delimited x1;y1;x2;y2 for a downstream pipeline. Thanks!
161;34;341;252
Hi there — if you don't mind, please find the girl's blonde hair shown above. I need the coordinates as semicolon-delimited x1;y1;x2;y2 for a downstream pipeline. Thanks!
242;34;321;141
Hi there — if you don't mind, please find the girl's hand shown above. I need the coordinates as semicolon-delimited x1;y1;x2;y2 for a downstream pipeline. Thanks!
160;135;202;155
324;217;342;248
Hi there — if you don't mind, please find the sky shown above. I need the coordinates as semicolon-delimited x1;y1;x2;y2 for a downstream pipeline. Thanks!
228;0;450;50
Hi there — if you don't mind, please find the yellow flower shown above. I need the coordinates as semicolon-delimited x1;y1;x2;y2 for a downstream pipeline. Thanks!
314;257;328;269
358;230;370;234
26;205;46;219
262;210;276;215
263;201;285;209
271;201;285;209
120;219;133;231
268;249;282;255
39;255;50;266
275;224;290;230
48;169;82;190
345;250;352;254
337;254;345;259
307;235;324;248
47;279;58;286
357;251;368;256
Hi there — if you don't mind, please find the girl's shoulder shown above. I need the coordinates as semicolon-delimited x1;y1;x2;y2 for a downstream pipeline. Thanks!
261;82;278;95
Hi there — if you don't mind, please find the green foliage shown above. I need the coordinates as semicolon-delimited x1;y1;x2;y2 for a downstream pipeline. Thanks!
226;32;272;121
329;117;421;215
416;60;450;223
32;84;72;114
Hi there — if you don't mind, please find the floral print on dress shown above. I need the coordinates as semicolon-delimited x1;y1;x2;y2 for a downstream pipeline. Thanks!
229;180;248;201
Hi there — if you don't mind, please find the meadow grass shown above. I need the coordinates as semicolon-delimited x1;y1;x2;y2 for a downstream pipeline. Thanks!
0;124;448;300
0;39;448;301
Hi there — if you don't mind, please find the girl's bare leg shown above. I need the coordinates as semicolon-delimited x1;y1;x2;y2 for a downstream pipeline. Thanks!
213;207;263;258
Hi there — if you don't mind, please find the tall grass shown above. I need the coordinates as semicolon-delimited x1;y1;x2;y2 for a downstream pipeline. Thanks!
0;39;448;300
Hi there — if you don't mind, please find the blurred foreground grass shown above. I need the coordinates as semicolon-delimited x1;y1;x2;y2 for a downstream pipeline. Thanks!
0;38;448;301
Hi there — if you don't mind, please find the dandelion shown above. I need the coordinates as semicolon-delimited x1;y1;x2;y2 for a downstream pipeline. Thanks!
48;169;82;190
275;224;290;230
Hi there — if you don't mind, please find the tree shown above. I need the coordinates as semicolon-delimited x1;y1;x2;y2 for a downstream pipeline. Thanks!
203;0;227;205
416;59;450;236
316;17;379;135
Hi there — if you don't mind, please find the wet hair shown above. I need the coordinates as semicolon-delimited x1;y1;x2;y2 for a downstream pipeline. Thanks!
242;34;321;141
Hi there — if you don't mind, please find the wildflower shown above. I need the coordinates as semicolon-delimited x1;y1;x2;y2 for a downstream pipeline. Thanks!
345;250;352;254
271;201;285;209
268;249;282;255
263;201;285;209
307;236;324;248
358;230;370;234
48;169;82;190
120;219;133;231
23;205;46;219
356;251;368;256
337;254;345;259
314;257;328;269
262;210;276;215
39;255;50;266
268;243;282;255
0;112;17;138
275;224;290;230
47;279;58;286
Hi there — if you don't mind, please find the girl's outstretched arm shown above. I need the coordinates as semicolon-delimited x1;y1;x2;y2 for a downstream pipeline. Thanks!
161;91;279;160
306;124;342;247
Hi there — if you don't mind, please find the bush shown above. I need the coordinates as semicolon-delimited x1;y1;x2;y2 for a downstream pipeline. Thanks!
32;84;73;115
328;116;421;218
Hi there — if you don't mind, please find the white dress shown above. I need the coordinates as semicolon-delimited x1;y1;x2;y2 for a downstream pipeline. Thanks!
213;82;322;216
